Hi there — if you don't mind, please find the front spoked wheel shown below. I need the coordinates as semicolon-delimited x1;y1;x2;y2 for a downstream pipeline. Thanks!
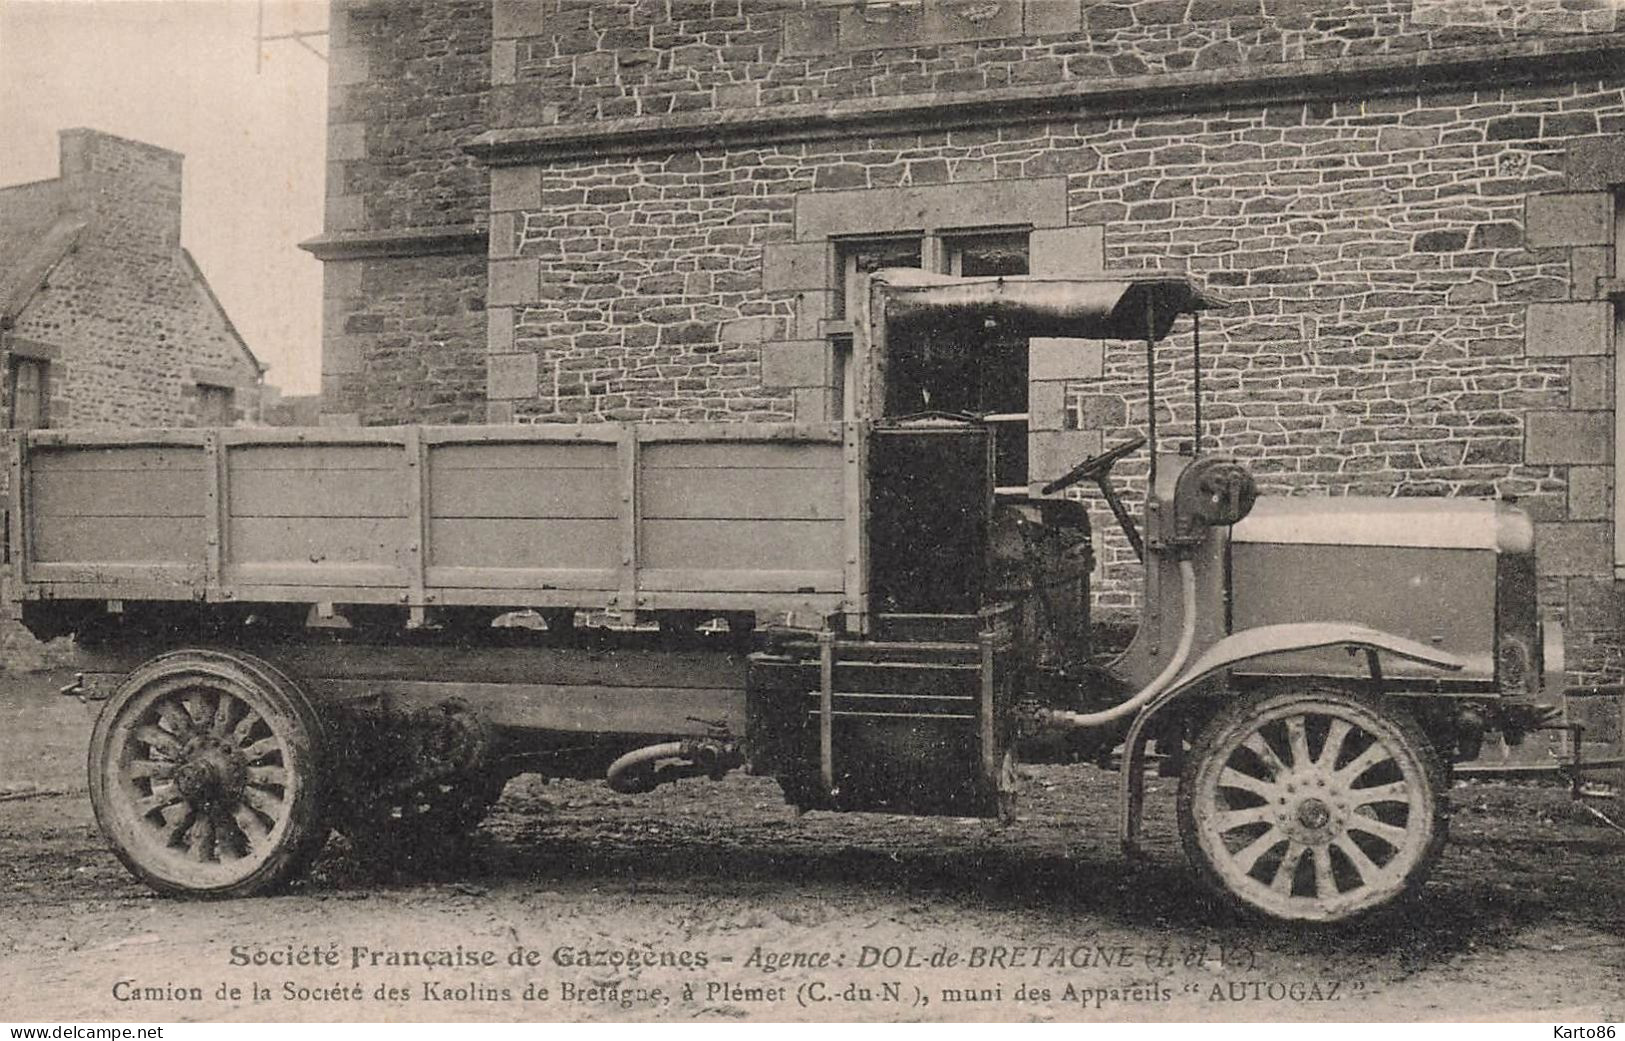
1178;689;1446;923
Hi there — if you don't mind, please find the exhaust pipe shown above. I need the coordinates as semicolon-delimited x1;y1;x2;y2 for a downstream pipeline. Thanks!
606;738;741;794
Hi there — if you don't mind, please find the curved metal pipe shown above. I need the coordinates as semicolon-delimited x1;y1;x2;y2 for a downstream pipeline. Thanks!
1042;558;1198;728
606;742;687;794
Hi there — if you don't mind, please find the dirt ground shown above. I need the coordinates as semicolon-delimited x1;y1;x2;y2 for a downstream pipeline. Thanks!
1;669;1622;1024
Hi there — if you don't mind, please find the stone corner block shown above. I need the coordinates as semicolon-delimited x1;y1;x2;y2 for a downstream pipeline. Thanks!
324;195;364;232
1031;337;1104;381
762;242;829;292
1568;465;1612;521
323;336;363;376
794;291;834;340
1526;192;1613;248
782;9;838;57
1030;226;1104;277
486;400;516;425
328;47;369;88
492;40;518;86
487;307;515;354
760;340;828;390
1029;430;1103;486
492;0;548;40
1526;300;1612;357
1534;520;1612;577
1526;410;1612;465
793;387;831;422
327;122;365;162
1029;380;1067;431
490;166;543;213
1566;135;1625;191
721;316;781;344
487;258;540;308
488;352;540;400
489;212;518;260
1025;0;1082;35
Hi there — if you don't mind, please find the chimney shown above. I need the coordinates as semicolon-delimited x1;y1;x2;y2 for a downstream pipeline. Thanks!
57;128;184;253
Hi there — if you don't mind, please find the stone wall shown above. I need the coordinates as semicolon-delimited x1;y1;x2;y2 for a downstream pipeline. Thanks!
315;0;1625;684
481;79;1625;684
320;252;489;425
311;0;493;425
489;0;1617;128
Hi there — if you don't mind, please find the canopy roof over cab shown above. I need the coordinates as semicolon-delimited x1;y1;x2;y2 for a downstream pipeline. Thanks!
872;268;1226;343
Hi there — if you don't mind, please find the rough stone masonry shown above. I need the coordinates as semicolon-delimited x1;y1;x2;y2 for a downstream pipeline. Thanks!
302;1;1625;705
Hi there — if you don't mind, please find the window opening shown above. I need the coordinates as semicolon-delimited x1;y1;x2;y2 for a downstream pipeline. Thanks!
8;357;47;430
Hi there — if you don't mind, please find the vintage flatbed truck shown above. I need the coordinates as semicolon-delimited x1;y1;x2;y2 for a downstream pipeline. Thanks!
6;269;1565;922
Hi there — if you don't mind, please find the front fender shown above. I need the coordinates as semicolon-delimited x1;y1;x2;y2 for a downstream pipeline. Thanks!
1118;622;1463;852
1166;621;1464;696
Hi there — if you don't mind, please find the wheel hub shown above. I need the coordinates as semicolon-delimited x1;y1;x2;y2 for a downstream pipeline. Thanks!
174;737;248;801
1295;797;1331;830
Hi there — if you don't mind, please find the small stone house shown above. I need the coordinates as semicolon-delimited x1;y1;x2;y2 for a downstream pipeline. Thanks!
0;128;264;431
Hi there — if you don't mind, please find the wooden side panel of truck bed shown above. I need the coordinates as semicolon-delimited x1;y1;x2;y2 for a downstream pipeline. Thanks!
9;424;860;617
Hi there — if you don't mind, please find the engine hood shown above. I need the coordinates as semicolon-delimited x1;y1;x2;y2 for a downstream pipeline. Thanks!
1230;495;1533;554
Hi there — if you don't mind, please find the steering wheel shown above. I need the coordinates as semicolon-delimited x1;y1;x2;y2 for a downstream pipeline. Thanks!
1040;436;1148;496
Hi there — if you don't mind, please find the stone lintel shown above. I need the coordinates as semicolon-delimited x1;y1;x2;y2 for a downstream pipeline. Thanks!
797;178;1067;240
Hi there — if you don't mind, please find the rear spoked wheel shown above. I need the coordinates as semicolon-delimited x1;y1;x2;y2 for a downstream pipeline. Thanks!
1178;689;1446;923
88;650;328;897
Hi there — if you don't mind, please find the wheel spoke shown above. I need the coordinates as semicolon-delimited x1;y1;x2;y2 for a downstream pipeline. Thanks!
156;703;194;740
126;759;176;781
1333;741;1392;785
1270;842;1305;895
246;765;288;787
1346;813;1411;849
1285;717;1312;770
1231;826;1286;873
1241;733;1288;777
133;789;186;818
1311;844;1336;899
231;805;270;853
1211;804;1276;832
185;814;215;861
1316;719;1352;770
241;737;282;764
1333;833;1386;885
239;785;285;820
182;692;213;731
133;725;183;757
1217;767;1282;801
212;694;242;738
157;806;198;847
1349;780;1409;806
231;711;262;748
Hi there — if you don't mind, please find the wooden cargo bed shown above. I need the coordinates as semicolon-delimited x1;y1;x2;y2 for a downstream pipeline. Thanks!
8;423;862;621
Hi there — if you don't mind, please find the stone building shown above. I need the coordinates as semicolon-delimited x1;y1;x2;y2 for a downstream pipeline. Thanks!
303;0;1625;684
0;128;265;668
0;128;265;431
